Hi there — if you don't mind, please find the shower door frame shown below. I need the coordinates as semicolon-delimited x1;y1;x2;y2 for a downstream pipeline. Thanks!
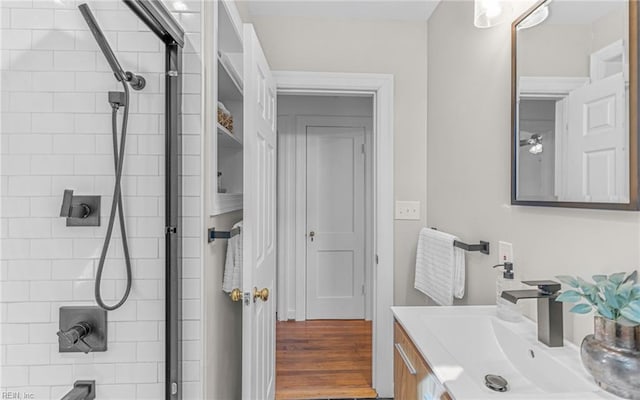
122;2;184;400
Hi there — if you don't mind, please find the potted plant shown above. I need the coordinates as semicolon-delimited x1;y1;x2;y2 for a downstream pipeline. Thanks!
556;272;640;399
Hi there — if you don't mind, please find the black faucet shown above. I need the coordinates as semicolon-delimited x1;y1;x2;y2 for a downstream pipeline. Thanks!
501;280;563;347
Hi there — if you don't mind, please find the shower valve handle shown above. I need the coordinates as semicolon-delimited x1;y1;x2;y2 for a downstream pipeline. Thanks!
60;189;91;219
57;322;94;354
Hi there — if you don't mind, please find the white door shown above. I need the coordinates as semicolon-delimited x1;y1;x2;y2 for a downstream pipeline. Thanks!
242;24;277;400
565;73;627;202
306;126;366;319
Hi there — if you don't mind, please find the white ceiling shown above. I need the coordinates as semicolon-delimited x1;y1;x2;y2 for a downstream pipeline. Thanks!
245;0;442;22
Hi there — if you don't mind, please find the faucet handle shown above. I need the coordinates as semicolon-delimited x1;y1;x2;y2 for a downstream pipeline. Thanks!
59;189;91;219
57;322;94;354
522;280;561;295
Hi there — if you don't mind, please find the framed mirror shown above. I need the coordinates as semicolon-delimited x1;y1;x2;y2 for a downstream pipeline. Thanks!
511;0;639;210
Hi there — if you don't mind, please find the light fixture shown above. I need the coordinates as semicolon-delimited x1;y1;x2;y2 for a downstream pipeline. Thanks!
519;133;544;155
172;1;188;11
529;142;543;155
517;4;550;30
474;0;512;28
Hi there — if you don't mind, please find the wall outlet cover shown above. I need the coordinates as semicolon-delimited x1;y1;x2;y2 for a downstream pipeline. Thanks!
498;241;513;263
395;201;420;220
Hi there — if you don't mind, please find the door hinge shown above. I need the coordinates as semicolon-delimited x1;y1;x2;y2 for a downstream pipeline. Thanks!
362;284;365;295
376;254;379;265
171;382;178;395
362;143;365;154
165;226;177;234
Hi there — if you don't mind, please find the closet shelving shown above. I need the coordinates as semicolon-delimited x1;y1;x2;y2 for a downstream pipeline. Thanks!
217;122;242;148
210;0;245;215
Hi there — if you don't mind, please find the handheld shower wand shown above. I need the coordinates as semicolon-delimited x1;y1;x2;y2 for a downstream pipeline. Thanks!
78;3;146;91
78;3;147;311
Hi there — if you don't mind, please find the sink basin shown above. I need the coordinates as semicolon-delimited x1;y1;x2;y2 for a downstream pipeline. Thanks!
392;306;614;400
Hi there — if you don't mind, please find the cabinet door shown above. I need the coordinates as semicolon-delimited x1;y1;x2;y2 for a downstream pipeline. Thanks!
394;322;453;400
394;341;418;400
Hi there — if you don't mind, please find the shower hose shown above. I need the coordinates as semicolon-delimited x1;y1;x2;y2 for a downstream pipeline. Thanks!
95;82;133;311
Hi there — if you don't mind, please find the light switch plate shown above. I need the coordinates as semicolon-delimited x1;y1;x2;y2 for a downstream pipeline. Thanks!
498;241;513;263
395;201;420;220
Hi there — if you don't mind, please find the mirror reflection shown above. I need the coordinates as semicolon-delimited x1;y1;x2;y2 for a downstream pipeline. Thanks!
514;0;630;204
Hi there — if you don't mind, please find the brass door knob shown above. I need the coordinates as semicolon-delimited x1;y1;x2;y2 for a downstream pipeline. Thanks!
253;287;269;302
229;288;243;302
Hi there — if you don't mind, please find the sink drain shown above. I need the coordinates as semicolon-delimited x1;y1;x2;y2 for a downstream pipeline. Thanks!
485;374;509;392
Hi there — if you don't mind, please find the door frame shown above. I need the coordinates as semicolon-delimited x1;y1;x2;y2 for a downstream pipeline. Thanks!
274;71;394;398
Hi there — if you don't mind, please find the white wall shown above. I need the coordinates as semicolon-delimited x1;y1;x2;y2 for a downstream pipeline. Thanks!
250;15;429;306
0;1;203;398
427;0;640;344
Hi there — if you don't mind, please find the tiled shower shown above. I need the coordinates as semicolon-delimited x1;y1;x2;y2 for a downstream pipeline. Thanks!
0;1;203;398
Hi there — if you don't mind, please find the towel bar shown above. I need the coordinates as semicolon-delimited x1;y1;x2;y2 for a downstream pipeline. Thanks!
208;226;241;242
453;240;490;255
431;227;490;255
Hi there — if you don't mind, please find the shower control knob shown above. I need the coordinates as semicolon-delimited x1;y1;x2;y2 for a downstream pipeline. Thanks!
60;190;91;219
57;322;94;354
59;189;100;227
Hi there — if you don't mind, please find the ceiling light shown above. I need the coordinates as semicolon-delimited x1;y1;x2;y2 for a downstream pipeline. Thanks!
172;1;188;11
519;133;544;155
517;4;550;30
529;143;543;155
474;0;511;28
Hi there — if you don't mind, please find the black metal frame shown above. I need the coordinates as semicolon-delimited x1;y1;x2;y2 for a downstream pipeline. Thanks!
122;2;184;399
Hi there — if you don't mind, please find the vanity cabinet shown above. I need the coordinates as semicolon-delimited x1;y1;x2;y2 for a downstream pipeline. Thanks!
394;321;452;400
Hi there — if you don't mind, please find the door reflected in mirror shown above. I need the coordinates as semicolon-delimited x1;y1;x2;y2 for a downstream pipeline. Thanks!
512;0;639;209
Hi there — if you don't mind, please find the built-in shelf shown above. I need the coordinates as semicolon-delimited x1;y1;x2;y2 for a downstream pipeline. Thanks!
210;0;244;217
217;122;242;148
219;52;243;87
212;193;243;215
218;1;243;54
218;55;243;101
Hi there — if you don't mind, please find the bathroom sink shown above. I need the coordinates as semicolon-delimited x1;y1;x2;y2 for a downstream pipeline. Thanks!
392;306;616;400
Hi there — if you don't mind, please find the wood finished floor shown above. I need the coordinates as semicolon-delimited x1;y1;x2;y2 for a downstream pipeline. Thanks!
275;319;378;400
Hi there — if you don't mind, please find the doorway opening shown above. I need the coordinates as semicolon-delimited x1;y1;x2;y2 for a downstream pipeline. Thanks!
275;94;375;399
272;71;395;398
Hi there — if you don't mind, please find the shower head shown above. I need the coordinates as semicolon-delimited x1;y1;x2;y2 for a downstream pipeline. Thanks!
78;3;145;90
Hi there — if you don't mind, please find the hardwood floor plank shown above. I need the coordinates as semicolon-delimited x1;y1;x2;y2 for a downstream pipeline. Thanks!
275;320;376;400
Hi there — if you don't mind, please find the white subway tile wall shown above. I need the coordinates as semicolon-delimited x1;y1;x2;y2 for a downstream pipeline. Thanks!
0;0;202;399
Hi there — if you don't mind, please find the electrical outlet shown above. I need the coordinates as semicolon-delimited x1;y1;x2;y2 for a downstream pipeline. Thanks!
395;201;420;220
498;241;513;263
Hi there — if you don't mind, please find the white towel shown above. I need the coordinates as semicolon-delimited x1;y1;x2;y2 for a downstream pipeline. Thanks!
414;228;465;306
222;221;243;293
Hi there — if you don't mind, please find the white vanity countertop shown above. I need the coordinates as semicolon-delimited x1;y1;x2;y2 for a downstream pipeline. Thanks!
391;306;620;400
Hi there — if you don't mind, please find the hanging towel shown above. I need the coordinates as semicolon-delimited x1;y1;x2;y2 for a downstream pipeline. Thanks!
414;227;465;306
222;221;243;293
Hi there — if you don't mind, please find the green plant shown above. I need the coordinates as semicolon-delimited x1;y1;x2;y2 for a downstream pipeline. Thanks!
556;272;640;324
